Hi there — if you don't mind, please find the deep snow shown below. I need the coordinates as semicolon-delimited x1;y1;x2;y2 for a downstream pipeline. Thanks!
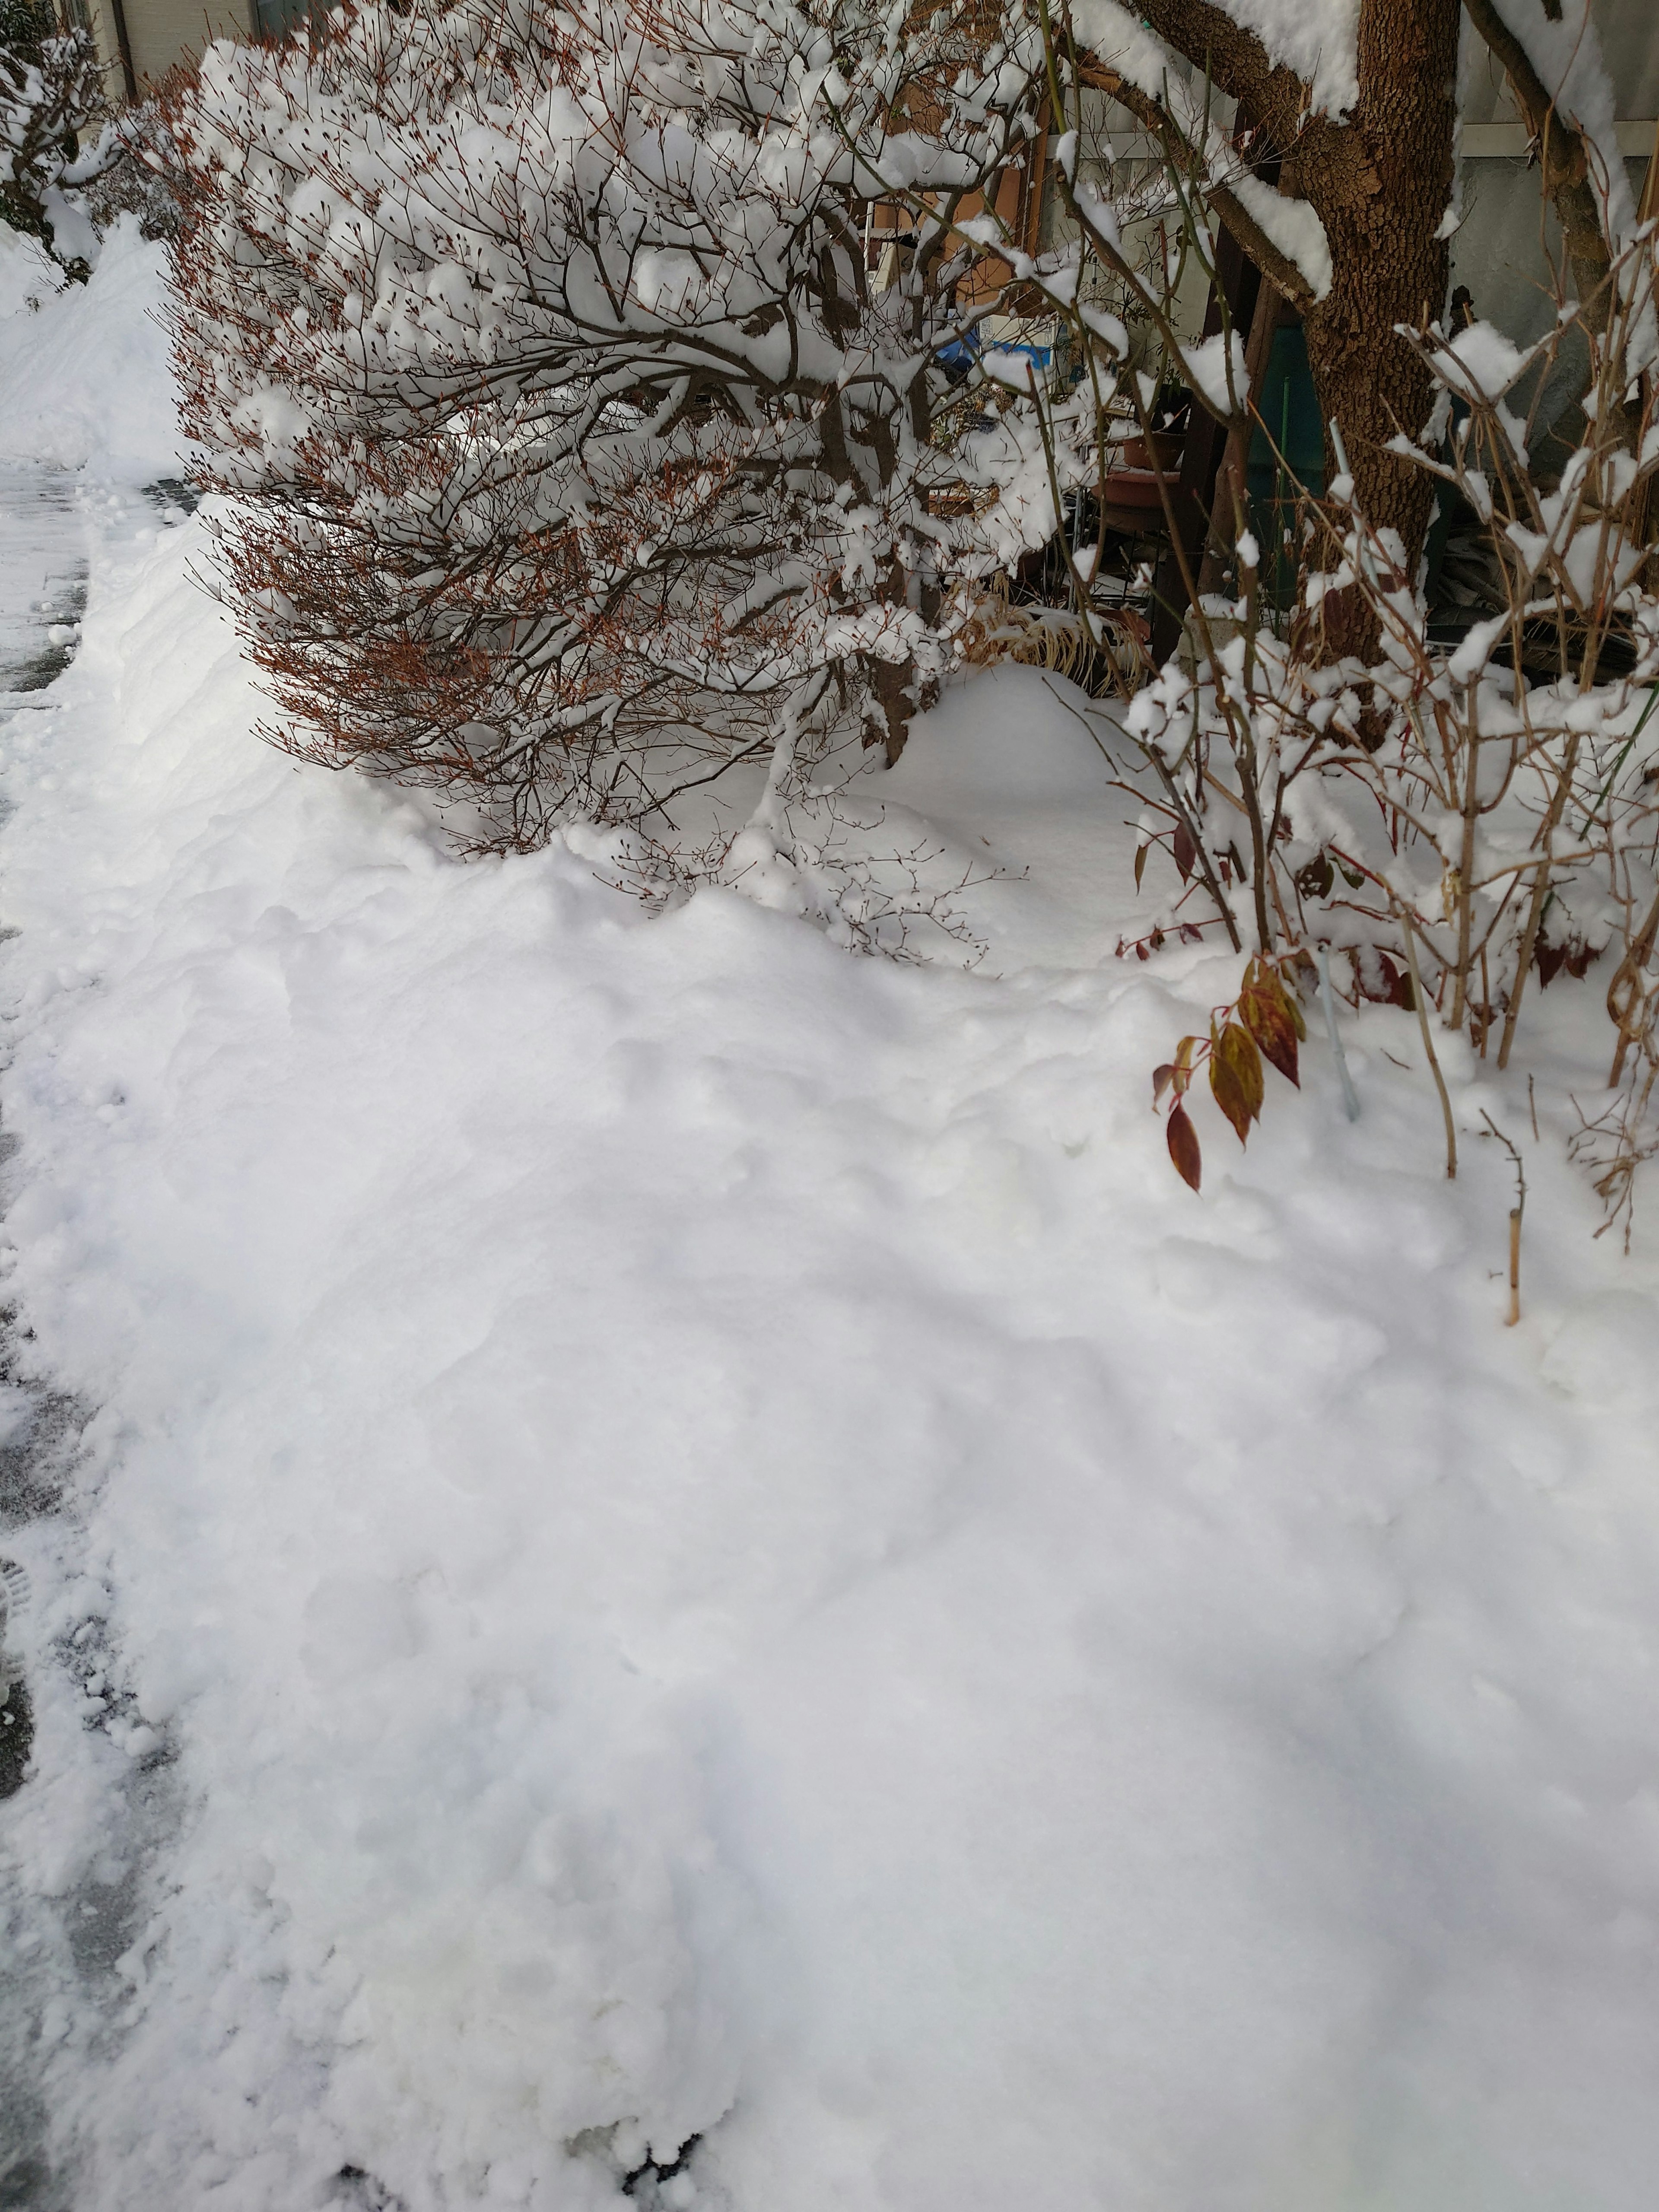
3;230;1659;2212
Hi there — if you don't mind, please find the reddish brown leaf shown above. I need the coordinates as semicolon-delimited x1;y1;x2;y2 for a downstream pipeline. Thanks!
1152;1062;1176;1105
1166;1101;1202;1190
1357;949;1416;1011
1172;820;1196;881
1209;1020;1264;1145
1248;957;1307;1040
1240;970;1301;1088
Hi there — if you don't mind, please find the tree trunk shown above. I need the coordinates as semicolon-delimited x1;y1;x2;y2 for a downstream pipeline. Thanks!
1285;0;1461;657
1124;0;1462;657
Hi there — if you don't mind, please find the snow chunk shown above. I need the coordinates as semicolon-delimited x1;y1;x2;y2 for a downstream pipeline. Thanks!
1444;319;1526;402
1181;329;1249;420
1227;170;1332;302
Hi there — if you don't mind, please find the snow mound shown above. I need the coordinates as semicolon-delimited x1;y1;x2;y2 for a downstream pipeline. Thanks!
0;224;58;321
0;218;181;482
5;508;1659;2212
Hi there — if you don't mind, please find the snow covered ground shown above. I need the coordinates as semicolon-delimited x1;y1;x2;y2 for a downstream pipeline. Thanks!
3;228;1659;2212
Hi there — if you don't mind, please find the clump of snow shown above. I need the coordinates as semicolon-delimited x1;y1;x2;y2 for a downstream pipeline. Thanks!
1071;0;1361;120
1445;318;1528;400
1181;328;1249;420
0;218;180;481
1226;169;1333;302
1438;317;1541;462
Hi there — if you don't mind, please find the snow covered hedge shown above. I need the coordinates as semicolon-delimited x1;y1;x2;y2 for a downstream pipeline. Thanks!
165;0;1079;847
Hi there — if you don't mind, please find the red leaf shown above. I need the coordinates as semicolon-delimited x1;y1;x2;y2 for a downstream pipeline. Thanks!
1166;1101;1202;1190
1172;820;1196;881
1357;949;1415;1010
1386;956;1416;1012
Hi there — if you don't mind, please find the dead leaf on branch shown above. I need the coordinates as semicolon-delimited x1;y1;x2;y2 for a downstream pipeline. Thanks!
1239;958;1303;1087
1166;1101;1202;1190
1209;1020;1265;1146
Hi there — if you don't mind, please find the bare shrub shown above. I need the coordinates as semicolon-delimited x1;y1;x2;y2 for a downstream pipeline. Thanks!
959;5;1659;1204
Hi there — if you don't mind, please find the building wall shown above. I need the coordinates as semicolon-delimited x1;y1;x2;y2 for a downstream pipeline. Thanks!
130;0;252;85
80;0;258;97
1452;0;1654;345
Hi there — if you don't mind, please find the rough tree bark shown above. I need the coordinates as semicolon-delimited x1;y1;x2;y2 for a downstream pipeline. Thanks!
1286;0;1462;650
1081;0;1463;655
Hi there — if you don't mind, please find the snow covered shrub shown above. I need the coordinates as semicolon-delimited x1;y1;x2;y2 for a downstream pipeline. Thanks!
81;91;184;243
0;3;178;277
0;4;119;279
936;1;1659;1204
166;0;1059;852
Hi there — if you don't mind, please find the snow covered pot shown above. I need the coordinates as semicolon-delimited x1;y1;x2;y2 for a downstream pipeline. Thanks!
165;0;1060;852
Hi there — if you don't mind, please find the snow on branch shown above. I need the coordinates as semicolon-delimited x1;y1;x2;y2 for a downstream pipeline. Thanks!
167;0;1070;848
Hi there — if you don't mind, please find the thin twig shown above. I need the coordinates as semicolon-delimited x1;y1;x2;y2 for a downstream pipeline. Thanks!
1398;905;1457;1179
1478;1112;1526;1324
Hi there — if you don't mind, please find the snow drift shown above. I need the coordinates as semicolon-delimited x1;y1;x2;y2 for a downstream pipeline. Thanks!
4;219;1659;2212
0;219;180;483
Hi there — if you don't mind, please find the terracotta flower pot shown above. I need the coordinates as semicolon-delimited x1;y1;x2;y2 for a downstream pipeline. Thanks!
1114;431;1183;474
